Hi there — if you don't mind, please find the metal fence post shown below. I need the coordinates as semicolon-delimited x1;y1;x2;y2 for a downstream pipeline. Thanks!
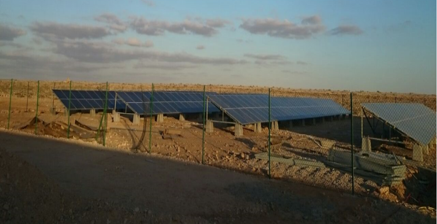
202;85;206;164
7;79;13;130
103;82;108;146
268;88;271;179
67;81;72;138
25;81;29;112
149;83;154;153
34;81;40;135
350;92;355;195
52;82;55;113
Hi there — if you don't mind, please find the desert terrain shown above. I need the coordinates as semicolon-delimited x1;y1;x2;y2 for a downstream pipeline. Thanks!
0;79;435;223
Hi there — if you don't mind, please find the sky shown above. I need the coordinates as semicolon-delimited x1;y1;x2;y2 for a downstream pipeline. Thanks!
0;0;435;94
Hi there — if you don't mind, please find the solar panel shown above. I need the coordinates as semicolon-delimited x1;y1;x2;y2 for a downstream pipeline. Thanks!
361;103;436;145
116;91;220;115
208;94;350;125
53;90;126;110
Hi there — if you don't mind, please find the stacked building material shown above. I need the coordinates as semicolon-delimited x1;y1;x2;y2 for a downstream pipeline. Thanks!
327;149;406;185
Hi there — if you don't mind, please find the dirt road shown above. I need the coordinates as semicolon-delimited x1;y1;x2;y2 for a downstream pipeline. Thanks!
0;130;435;223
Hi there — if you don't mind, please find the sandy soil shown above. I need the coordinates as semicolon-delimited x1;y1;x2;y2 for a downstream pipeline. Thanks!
0;80;435;223
1;130;435;224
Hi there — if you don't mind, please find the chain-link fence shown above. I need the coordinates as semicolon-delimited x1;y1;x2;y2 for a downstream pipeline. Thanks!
1;79;435;204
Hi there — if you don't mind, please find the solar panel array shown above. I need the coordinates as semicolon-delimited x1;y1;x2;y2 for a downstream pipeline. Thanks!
362;103;436;145
208;94;350;125
54;90;219;114
116;91;220;114
54;90;350;125
53;90;125;110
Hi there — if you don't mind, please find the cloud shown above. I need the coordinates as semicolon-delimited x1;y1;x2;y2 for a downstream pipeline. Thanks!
301;15;322;25
196;45;205;50
0;50;107;79
112;38;153;47
142;0;155;7
134;61;196;70
296;61;307;65
94;13;127;32
244;53;286;60
282;70;308;75
129;17;230;37
52;40;247;65
31;22;111;40
239;16;325;39
329;25;363;35
0;24;26;41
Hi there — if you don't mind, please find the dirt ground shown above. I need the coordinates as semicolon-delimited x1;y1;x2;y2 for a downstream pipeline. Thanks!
1;130;436;224
0;80;436;223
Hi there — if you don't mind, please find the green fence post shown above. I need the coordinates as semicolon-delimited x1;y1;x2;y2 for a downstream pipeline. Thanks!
202;85;206;164
7;79;13;130
149;83;154;153
25;81;29;112
350;92;355;195
34;81;40;135
102;82;108;146
268;88;271;179
67;81;72;139
52;82;55;113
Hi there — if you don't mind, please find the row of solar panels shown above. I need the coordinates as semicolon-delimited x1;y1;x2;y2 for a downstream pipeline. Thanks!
53;90;350;125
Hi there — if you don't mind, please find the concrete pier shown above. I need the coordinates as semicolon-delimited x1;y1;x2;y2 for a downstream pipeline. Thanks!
90;109;96;117
206;120;214;133
113;112;120;123
253;122;262;133
133;113;140;125
156;113;164;122
179;114;185;121
235;123;243;136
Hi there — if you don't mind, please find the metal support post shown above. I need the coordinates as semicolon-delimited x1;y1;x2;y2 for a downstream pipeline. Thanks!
35;81;40;135
202;85;205;164
149;84;154;153
7;79;13;130
268;88;271;179
25;81;29;112
350;92;354;195
102;82;108;146
67;81;72;138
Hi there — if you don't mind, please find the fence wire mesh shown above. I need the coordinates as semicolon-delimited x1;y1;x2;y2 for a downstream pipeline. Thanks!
0;79;435;205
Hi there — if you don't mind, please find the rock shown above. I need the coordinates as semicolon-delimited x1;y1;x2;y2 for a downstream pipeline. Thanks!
378;186;390;195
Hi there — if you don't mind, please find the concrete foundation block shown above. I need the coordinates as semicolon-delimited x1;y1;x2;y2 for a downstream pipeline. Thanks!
156;113;164;123
271;121;279;131
253;122;262;133
113;112;120;123
422;145;429;155
90;109;96;117
133;113;141;125
179;114;185;121
361;137;371;152
412;144;423;162
206;120;214;133
235;123;243;136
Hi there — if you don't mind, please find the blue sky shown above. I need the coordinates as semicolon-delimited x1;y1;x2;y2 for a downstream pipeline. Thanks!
0;0;435;93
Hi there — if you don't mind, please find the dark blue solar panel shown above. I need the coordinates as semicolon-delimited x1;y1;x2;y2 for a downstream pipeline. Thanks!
115;91;220;114
362;103;436;145
208;94;350;125
53;90;126;110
